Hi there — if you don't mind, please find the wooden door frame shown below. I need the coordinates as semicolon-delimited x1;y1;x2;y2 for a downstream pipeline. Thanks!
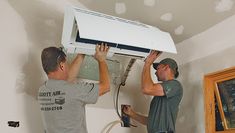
204;66;235;133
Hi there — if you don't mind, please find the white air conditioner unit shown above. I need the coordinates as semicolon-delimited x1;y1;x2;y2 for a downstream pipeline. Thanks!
62;6;177;59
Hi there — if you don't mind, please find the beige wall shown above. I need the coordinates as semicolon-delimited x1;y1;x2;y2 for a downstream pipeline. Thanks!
176;46;235;133
172;14;235;133
1;0;235;133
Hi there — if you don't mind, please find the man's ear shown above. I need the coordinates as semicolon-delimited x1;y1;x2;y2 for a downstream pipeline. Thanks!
164;64;170;70
59;62;64;70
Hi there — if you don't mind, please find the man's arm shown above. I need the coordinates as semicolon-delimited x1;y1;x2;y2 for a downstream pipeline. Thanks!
94;43;110;96
142;51;164;96
67;54;85;82
123;106;148;125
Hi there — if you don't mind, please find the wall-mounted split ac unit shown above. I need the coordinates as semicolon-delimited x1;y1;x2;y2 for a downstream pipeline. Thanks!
62;6;177;59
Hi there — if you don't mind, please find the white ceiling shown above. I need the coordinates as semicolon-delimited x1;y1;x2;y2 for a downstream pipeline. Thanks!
77;0;235;44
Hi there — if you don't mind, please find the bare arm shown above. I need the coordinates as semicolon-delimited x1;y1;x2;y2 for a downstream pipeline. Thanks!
94;43;110;96
123;106;148;125
142;51;164;96
67;54;85;82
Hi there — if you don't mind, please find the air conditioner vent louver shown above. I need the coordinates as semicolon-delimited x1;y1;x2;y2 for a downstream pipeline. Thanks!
76;32;117;48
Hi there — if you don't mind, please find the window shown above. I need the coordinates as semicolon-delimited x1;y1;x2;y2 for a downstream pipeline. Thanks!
204;66;235;133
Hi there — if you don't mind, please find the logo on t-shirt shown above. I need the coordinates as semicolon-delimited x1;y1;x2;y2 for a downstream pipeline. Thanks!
55;97;65;105
39;90;65;111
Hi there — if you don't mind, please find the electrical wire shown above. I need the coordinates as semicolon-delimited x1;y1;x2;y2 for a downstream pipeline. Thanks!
115;83;122;119
114;58;137;127
102;58;137;133
115;83;137;127
72;53;140;132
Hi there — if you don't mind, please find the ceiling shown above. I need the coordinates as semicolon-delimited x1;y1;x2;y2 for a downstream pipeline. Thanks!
77;0;235;44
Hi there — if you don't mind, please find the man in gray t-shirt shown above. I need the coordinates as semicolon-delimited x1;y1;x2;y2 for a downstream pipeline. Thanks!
38;43;110;133
123;51;183;133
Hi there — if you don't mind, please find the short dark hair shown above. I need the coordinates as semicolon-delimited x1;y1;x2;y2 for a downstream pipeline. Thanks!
41;47;66;74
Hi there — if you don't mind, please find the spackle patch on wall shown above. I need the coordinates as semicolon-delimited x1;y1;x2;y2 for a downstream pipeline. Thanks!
215;0;234;12
115;2;126;14
144;0;156;7
174;25;184;35
160;13;173;22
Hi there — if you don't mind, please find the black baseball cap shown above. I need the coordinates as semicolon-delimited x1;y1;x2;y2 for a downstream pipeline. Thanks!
153;58;179;78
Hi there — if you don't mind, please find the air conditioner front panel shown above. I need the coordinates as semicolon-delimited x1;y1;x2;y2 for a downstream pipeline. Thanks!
72;7;177;54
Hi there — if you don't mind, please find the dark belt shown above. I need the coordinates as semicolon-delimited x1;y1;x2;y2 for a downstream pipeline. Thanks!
157;131;174;133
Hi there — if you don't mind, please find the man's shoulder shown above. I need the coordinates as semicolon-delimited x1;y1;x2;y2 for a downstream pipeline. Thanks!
163;79;182;86
162;80;183;95
38;80;73;91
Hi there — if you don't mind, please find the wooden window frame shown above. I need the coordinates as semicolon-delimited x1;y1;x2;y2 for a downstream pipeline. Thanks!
204;66;235;133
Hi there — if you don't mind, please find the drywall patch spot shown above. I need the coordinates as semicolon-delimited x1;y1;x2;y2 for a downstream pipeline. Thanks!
160;13;173;22
174;25;184;35
215;0;234;12
115;2;126;14
144;0;156;7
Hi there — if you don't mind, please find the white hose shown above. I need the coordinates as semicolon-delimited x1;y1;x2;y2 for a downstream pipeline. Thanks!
101;120;123;133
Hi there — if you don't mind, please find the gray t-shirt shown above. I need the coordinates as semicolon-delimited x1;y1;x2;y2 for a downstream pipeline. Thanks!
147;80;183;133
38;79;99;133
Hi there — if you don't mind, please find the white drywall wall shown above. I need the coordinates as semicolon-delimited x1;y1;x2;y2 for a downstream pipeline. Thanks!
1;0;235;133
159;14;235;133
0;0;149;133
